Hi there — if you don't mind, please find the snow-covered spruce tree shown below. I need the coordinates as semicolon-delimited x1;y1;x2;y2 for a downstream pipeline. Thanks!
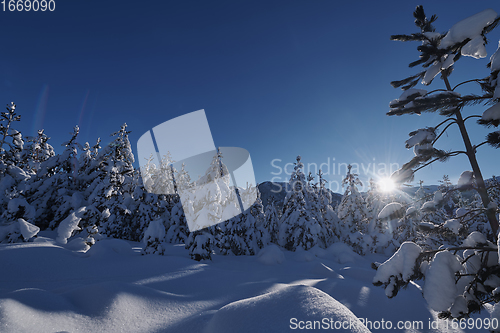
365;179;386;233
438;175;459;214
0;102;24;166
22;126;82;230
216;186;264;256
0;102;31;227
387;6;499;236
264;197;280;244
487;176;500;208
249;189;269;249
279;156;322;251
164;163;192;244
85;124;138;240
336;164;370;253
314;169;337;246
181;148;232;232
143;218;167;255
219;212;248;255
48;126;85;229
374;7;500;324
21;129;55;173
185;229;214;261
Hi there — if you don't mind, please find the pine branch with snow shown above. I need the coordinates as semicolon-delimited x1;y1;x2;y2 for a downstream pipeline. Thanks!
388;6;500;236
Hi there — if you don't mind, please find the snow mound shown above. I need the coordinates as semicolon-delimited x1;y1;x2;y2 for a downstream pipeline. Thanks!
86;239;137;257
294;247;317;262
204;285;370;333
257;244;285;265
65;237;90;252
323;243;360;264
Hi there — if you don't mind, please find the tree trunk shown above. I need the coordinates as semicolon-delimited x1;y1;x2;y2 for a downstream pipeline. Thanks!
443;75;499;236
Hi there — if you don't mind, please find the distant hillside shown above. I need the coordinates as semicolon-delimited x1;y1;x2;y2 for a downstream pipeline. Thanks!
257;181;342;212
257;176;498;214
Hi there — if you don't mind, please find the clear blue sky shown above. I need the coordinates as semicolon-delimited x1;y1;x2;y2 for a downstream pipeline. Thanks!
2;0;500;193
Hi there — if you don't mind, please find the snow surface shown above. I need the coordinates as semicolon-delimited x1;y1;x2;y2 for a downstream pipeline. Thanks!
257;244;285;265
204;285;370;333
0;234;488;333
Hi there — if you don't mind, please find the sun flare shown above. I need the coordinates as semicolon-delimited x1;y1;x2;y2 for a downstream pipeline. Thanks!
378;177;396;193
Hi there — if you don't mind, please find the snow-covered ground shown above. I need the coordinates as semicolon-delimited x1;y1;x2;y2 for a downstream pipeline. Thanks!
0;231;492;333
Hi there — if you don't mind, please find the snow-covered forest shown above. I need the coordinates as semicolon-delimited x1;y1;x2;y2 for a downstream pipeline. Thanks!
2;4;500;333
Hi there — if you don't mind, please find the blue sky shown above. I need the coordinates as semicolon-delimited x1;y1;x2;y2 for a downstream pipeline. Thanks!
2;0;500;192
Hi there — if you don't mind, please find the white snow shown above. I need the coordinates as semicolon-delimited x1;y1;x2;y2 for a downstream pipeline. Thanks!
423;31;441;42
142;219;166;244
491;40;500;75
482;102;500;121
204;285;371;333
373;242;422;285
461;35;488;59
389;88;427;107
7;198;35;220
405;128;436;148
455;207;468;218
463;231;489;247
56;207;86;245
0;235;486;333
421;201;435;212
257;244;285;265
439;9;498;52
433;191;443;205
450;295;468;318
422;62;441;85
17;218;40;241
423;251;463;312
457;170;474;188
443;219;460;235
378;202;404;220
414;143;433;156
419;221;436;230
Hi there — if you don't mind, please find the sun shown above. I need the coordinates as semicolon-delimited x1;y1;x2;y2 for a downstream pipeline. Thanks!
378;177;396;193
